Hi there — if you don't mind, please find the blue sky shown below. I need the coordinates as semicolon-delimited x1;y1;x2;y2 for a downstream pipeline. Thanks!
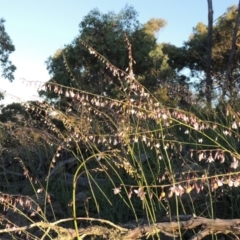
0;0;238;104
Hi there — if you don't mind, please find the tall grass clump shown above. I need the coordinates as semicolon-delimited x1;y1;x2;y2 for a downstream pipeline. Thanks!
0;37;240;239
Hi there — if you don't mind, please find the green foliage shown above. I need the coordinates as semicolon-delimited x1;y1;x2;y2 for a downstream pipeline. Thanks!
0;18;16;82
43;6;171;105
0;103;27;123
143;18;167;37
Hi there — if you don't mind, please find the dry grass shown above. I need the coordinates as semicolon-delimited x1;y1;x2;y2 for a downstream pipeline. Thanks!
0;37;240;239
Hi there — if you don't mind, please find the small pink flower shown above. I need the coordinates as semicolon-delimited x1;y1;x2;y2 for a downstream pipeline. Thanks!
113;187;121;195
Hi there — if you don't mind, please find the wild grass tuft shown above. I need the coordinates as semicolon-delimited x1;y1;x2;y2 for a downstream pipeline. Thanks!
0;37;240;239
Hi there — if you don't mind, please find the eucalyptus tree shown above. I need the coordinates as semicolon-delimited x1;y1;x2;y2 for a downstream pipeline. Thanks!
0;18;16;100
0;18;16;82
43;6;169;103
163;5;240;104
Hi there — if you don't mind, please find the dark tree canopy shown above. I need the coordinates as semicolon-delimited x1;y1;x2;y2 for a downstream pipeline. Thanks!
44;6;168;102
0;18;16;82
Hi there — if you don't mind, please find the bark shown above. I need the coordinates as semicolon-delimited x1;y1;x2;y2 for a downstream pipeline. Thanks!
2;215;240;239
206;0;213;105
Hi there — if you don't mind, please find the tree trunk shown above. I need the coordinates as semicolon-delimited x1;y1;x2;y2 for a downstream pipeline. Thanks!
206;0;213;105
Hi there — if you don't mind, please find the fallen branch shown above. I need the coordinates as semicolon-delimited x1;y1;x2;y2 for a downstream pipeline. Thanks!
0;215;240;239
